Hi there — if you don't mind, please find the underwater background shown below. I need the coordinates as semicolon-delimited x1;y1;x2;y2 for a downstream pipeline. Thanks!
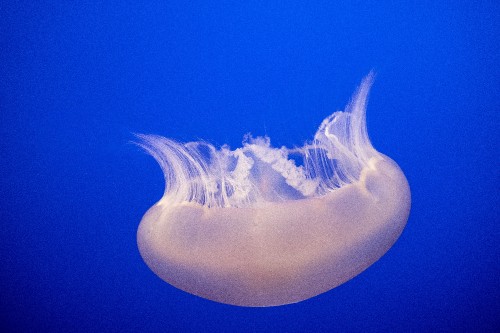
1;1;498;332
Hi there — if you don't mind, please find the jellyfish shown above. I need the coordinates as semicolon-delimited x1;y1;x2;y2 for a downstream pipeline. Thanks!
135;73;411;307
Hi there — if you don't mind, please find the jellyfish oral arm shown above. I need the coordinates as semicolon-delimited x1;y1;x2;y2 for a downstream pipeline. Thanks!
136;74;411;307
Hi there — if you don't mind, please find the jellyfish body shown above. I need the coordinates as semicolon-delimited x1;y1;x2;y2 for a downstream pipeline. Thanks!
136;74;411;307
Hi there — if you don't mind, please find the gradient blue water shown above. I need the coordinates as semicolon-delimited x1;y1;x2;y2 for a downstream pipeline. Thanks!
1;2;498;332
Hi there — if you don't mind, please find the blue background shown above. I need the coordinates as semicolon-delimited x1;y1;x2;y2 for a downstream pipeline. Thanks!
1;1;498;332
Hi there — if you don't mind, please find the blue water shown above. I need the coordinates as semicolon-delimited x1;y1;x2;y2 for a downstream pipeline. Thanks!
1;2;498;332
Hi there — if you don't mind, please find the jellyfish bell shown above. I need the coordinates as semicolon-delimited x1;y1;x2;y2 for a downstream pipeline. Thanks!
136;73;411;307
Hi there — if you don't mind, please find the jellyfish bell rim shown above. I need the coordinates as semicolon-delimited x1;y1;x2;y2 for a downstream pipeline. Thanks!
137;155;410;307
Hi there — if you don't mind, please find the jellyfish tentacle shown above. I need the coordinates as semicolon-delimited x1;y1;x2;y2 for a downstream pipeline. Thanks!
136;73;380;207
